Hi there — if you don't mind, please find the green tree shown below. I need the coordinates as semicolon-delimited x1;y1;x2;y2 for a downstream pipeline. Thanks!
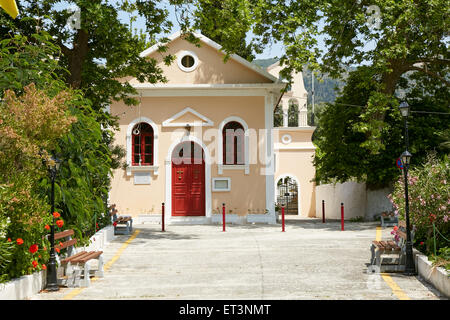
0;1;173;122
313;66;450;188
193;0;255;61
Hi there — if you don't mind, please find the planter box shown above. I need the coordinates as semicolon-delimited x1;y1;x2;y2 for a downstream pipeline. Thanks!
0;225;115;300
414;249;450;298
83;225;115;251
0;271;46;300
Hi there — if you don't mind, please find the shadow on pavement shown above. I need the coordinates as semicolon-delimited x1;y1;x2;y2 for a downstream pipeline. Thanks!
112;227;200;243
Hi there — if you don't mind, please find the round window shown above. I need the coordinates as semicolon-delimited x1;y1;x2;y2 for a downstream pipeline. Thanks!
177;51;199;72
181;55;195;68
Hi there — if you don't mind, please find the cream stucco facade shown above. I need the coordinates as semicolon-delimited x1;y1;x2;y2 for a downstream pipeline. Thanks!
109;31;316;224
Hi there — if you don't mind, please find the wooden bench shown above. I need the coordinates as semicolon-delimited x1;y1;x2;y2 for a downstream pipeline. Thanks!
380;211;398;227
112;214;133;235
55;229;104;287
369;220;415;273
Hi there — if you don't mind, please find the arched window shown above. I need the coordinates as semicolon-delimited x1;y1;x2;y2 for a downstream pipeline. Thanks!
222;121;245;165
288;99;299;127
132;122;154;165
273;105;283;127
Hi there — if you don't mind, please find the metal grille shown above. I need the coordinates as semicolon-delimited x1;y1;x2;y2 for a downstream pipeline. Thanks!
277;177;299;214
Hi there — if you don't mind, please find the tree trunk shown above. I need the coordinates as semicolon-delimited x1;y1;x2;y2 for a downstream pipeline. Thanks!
381;60;406;96
67;29;89;89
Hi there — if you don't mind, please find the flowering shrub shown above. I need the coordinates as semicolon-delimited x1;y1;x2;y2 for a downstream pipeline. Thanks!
0;175;53;282
388;154;449;257
0;84;76;282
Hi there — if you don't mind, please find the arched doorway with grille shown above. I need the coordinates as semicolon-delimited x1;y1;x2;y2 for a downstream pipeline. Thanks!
275;175;300;215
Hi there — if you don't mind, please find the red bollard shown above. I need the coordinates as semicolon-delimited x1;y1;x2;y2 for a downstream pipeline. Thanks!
341;202;344;231
222;203;226;232
162;202;165;232
281;205;285;232
322;200;325;223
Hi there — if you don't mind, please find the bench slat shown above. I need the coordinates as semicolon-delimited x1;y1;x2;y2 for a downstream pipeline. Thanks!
55;229;74;240
58;238;77;250
387;240;401;251
74;251;103;264
61;251;89;264
380;241;390;250
372;241;386;251
117;216;132;222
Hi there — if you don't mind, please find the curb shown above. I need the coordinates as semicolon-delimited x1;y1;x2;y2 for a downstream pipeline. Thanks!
414;249;450;298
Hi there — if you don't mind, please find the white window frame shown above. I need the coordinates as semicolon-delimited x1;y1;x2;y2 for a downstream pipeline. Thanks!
177;50;199;73
126;116;159;176
218;116;250;175
212;178;231;192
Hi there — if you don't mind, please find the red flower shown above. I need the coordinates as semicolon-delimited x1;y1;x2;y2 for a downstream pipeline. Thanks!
59;242;63;248
113;221;117;227
44;224;50;231
29;244;39;254
55;247;60;253
42;264;47;270
56;219;64;228
16;238;24;245
52;212;60;218
32;260;38;268
7;238;11;242
420;241;424;245
393;226;398;231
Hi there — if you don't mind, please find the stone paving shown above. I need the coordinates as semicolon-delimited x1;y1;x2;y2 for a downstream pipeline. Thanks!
30;217;446;300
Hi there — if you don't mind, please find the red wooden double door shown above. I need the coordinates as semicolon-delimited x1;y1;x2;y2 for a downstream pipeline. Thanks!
172;141;205;216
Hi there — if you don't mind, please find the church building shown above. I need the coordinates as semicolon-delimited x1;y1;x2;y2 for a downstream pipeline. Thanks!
108;31;316;224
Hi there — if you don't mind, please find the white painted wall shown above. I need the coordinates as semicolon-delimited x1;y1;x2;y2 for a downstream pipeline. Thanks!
366;187;393;221
315;182;393;221
315;182;366;220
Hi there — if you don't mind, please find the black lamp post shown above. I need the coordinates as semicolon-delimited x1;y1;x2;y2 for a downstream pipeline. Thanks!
398;102;416;275
45;155;61;291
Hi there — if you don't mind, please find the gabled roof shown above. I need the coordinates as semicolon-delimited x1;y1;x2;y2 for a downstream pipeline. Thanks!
139;30;280;84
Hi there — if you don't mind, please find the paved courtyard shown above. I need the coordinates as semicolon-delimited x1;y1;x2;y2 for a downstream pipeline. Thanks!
31;217;446;300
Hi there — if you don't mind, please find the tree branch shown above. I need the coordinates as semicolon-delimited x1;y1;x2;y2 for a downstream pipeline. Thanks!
414;58;450;66
408;65;450;87
57;41;72;58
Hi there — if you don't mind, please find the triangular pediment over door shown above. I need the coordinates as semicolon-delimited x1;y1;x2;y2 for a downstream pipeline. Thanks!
162;107;214;127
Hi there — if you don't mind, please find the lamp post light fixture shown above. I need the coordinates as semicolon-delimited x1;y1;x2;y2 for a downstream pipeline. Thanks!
399;101;410;117
398;101;416;276
45;155;61;291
